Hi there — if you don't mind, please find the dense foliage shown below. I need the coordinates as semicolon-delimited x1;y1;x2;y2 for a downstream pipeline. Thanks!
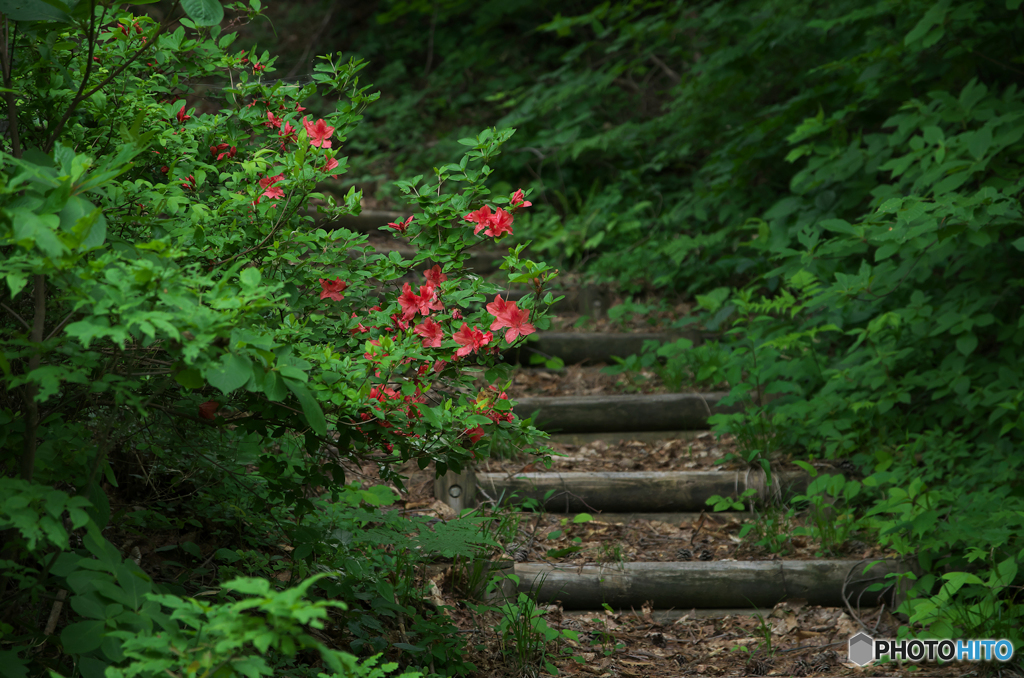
253;0;1024;656
0;1;558;676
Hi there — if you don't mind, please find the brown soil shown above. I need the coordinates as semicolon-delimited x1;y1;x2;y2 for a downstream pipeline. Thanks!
504;364;671;398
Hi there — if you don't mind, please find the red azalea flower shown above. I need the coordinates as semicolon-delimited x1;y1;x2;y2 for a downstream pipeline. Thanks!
464;205;493;232
423;265;447;287
210;143;235;161
265;111;283;129
397;283;444;320
175;104;190;124
464;204;514;237
319;278;347;301
486;295;510;319
511;188;532;209
302;117;335;148
496;304;536;343
484;207;514;238
295;102;307;112
464;426;485;444
387;215;414;235
279;121;298;145
322;157;339;173
414;317;444;348
451;309;463;320
453;323;492;357
259;174;285;200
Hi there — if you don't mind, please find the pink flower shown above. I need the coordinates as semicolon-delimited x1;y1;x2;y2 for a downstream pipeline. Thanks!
319;278;347;301
464;205;494;232
302;117;335;148
322;157;339;173
397;283;444;320
464;204;514;237
295;102;307;112
423;265;447;287
489;298;536;343
510;188;532;209
259;174;285;200
414;317;444;348
279;121;298;146
453;323;492;357
496;304;536;343
387;215;414;235
209;143;236;161
265;111;283;129
175;104;190;124
486;295;511;319
484;207;514;238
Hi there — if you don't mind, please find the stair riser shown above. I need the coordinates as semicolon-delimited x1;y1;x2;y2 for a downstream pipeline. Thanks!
478;470;808;513
514;560;907;610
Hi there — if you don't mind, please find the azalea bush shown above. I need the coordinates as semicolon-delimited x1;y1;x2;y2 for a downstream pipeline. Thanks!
0;0;555;676
293;0;1024;653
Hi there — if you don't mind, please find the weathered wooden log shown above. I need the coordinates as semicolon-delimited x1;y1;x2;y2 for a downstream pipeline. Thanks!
547;511;753;524
547;430;705;445
505;332;682;366
512;393;739;433
434;468;477;513
515;559;908;610
477;470;809;513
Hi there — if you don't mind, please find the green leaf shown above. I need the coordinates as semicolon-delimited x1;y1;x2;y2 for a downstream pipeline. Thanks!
205;352;253;396
968;127;992;160
264;370;288;401
1011;237;1024;252
955;333;978;356
0;651;28;678
180;0;223;26
1009;0;1023;10
875;242;900;262
224;577;270;595
284;377;327;436
174;368;204;390
61;620;106;654
420;404;442;429
239;267;261;287
0;0;73;22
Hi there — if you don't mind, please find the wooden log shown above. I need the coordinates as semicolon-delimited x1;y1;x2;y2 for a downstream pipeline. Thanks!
434;468;477;513
547;430;705;445
547;512;753;525
506;332;682;366
478;470;808;513
565;608;773;622
515;559;908;610
512;393;740;433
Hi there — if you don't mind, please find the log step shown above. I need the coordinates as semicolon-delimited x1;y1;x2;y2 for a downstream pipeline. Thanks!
507;332;683;365
513;559;906;610
546;430;706;445
547;512;753;524
512;393;739;433
478;470;809;513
